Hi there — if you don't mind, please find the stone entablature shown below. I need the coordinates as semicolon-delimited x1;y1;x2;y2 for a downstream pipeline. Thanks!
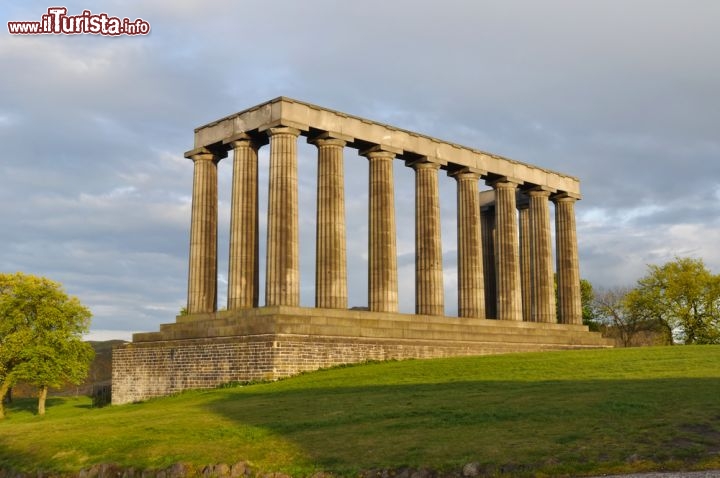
191;97;580;196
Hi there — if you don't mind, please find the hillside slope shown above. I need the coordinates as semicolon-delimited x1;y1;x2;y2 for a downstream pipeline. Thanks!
1;346;719;477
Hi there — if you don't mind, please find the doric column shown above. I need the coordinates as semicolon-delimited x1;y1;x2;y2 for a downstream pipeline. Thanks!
451;169;485;318
553;193;582;325
227;136;259;310
489;178;523;321
265;127;301;307
517;198;532;321
362;147;399;312
185;148;224;314
480;204;497;319
411;159;444;316
310;135;348;309
528;188;557;323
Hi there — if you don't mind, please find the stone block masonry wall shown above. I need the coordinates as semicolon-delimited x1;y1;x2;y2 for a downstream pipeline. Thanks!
112;332;601;404
112;337;277;404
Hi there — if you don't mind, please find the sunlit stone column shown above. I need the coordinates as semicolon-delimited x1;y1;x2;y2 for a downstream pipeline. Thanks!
310;135;348;309
553;193;582;325
490;178;523;321
227;136;259;310
265;127;301;307
451;169;485;318
480;204;497;319
185;148;224;314
411;159;444;316
528;188;557;323
517;198;532;321
363;147;398;312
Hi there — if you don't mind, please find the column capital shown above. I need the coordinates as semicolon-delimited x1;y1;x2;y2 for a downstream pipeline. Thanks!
309;137;347;148
307;131;354;146
184;147;227;162
526;188;553;199
407;158;442;171
266;126;301;137
359;144;402;159
487;176;523;189
552;192;581;204
447;166;486;180
223;132;266;149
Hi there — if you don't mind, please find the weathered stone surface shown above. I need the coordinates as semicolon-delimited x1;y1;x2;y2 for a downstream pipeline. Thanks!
205;464;230;478
229;462;248;478
227;137;260;310
185;150;222;315
265;127;301;307
528;188;556;324
490;179;522;321
451;169;484;318
165;463;193;478
311;136;348;309
121;468;137;478
554;194;582;325
364;148;399;313
461;463;481;477
411;160;444;316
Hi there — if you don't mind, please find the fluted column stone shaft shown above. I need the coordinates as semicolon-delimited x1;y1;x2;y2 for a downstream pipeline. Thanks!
187;151;220;314
265;127;301;307
518;201;532;321
312;137;348;309
412;160;444;316
529;189;557;323
480;205;497;319
554;195;582;324
491;179;523;321
453;170;485;318
227;137;259;310
365;149;398;312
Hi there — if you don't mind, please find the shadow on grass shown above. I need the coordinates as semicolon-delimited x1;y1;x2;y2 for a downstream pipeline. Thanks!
204;377;720;476
4;397;65;415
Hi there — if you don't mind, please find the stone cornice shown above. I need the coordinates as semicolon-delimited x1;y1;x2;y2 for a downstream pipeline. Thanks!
191;97;581;196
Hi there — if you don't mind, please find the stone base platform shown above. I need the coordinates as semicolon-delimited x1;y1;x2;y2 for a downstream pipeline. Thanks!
111;306;613;404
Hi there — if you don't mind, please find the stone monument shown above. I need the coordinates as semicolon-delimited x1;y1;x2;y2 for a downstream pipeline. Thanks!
112;97;611;404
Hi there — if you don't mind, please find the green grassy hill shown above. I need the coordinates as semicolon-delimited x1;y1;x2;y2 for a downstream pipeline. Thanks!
1;346;719;477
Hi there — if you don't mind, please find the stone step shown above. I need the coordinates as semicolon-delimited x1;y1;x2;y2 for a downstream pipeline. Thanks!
175;307;591;332
146;320;609;347
163;313;590;337
158;317;602;340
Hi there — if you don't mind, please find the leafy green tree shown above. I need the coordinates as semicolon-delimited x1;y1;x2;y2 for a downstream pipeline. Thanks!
0;273;94;418
624;258;720;345
580;279;597;329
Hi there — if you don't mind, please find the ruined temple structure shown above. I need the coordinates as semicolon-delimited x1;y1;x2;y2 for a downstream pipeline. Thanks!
112;97;611;404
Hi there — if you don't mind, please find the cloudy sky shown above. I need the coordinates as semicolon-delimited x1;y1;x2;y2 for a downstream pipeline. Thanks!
1;1;718;340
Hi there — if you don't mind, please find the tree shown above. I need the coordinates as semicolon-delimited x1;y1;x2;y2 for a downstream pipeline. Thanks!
0;273;94;418
580;279;598;329
624;258;720;345
592;286;664;347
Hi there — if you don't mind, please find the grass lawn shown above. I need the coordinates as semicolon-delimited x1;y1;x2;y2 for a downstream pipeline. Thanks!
1;346;719;477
